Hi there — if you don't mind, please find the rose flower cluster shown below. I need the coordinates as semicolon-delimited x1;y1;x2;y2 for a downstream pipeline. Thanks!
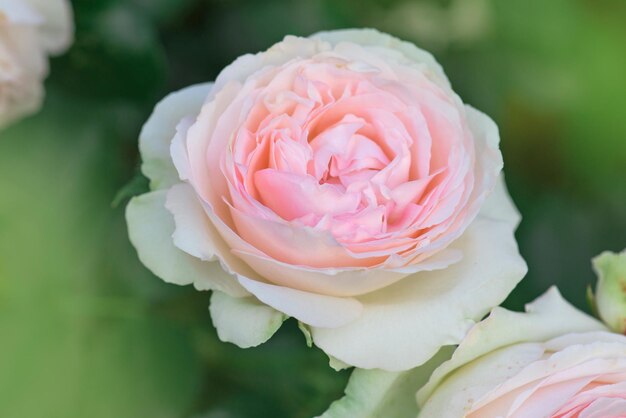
122;28;625;418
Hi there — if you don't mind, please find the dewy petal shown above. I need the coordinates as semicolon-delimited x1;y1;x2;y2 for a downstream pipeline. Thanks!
311;206;528;371
209;290;286;349
126;190;248;297
317;348;453;418
23;0;73;54
139;83;213;191
237;275;363;328
416;289;607;418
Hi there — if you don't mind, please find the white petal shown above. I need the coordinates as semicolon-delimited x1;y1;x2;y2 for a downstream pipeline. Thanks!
416;288;606;416
166;183;262;290
211;35;328;93
166;183;221;261
0;0;41;24
126;190;247;297
317;348;453;418
209;291;286;348
311;28;450;88
475;337;626;416
23;0;73;54
420;342;548;418
464;106;520;228
139;83;213;190
237;276;363;328
311;212;528;371
479;174;521;227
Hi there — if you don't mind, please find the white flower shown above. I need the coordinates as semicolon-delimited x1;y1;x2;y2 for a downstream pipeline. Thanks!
0;0;73;129
126;29;527;371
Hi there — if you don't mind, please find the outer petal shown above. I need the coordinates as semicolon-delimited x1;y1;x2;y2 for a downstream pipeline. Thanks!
310;179;527;371
211;34;331;93
0;0;41;23
139;83;213;191
420;342;548;418
23;0;73;54
165;183;262;292
417;288;606;418
209;290;286;348
479;174;521;227
237;276;363;328
166;183;217;261
126;190;247;297
311;28;450;89
317;347;453;418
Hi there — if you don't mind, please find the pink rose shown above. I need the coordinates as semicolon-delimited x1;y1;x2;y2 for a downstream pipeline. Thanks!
418;288;626;417
127;29;527;371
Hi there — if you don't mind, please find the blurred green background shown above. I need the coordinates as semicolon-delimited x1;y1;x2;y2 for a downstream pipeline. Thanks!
0;0;624;417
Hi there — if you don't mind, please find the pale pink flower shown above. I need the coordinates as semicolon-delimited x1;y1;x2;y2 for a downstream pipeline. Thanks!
127;29;527;370
419;288;626;418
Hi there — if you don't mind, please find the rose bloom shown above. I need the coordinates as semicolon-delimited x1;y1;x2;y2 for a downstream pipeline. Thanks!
0;0;73;129
418;288;626;418
127;29;527;371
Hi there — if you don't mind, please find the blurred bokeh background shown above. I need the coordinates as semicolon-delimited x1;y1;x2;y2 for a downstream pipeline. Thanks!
0;0;624;417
